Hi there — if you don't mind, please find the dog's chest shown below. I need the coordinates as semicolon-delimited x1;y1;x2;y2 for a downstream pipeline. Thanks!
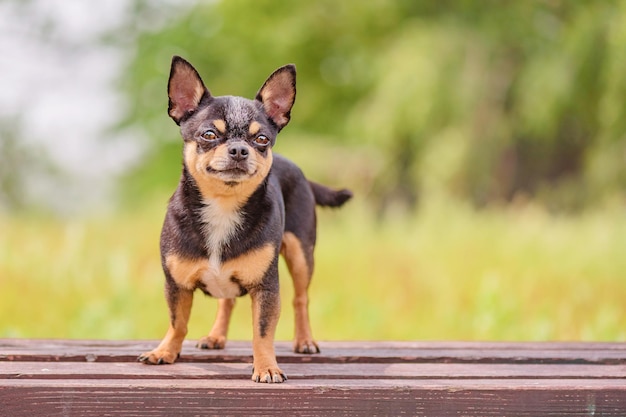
197;200;243;298
200;200;242;254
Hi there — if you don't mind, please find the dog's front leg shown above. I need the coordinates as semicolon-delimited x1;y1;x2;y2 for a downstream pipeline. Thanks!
139;280;193;365
250;287;286;383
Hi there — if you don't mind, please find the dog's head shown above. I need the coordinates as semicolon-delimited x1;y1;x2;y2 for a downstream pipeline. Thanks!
167;56;296;200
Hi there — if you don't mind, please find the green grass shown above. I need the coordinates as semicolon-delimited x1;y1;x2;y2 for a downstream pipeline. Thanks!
1;195;625;342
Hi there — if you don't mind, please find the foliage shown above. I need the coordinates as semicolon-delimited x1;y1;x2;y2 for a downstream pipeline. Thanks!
117;0;626;212
1;197;625;341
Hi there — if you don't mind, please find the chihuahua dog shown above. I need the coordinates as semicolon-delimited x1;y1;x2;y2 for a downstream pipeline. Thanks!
138;56;351;383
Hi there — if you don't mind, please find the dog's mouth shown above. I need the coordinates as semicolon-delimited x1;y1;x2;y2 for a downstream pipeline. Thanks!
206;161;255;182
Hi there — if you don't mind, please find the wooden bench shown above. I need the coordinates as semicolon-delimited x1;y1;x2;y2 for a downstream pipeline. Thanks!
1;339;625;416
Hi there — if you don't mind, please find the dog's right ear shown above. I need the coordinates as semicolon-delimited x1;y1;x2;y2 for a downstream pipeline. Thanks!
168;56;211;125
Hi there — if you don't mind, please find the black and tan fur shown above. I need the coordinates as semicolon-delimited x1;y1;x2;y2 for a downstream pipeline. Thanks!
138;56;352;383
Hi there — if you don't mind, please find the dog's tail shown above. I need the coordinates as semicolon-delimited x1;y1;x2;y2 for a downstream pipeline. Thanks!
308;181;353;208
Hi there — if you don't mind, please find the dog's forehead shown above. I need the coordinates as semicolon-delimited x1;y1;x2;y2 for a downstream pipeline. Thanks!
223;96;257;128
181;95;268;139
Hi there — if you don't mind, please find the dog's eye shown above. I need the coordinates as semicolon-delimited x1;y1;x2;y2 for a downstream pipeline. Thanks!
254;135;270;146
201;130;218;141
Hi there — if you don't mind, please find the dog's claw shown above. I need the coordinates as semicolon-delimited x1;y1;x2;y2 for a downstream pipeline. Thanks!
251;366;287;383
138;348;178;365
273;373;287;383
196;336;226;350
294;340;320;354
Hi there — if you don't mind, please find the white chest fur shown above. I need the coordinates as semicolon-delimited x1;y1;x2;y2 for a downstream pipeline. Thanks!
198;199;244;298
166;199;274;298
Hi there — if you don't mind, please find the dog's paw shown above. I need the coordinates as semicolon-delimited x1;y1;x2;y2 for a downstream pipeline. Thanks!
294;339;320;354
251;365;287;383
196;335;226;350
137;348;179;365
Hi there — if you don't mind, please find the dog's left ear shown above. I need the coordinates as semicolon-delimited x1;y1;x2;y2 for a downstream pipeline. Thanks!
256;64;296;131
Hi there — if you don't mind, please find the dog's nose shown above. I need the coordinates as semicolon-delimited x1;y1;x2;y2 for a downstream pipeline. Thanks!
228;143;249;161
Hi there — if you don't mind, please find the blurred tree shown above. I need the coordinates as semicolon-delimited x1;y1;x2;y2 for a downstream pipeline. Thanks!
116;0;626;211
353;0;626;211
0;116;59;212
114;0;404;200
0;119;28;211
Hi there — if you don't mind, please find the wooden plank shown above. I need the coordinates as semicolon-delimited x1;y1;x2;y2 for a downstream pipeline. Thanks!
2;339;626;416
2;339;626;364
2;361;626;380
1;379;626;417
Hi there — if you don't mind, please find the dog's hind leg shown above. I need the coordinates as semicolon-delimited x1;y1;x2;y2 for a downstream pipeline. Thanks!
197;298;235;350
281;232;319;354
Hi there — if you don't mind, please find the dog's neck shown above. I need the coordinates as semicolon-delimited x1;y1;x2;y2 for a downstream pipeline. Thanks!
181;165;254;210
199;197;243;268
180;166;270;253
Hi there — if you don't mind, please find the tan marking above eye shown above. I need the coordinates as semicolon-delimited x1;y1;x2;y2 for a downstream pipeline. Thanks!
213;119;226;134
249;121;261;136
